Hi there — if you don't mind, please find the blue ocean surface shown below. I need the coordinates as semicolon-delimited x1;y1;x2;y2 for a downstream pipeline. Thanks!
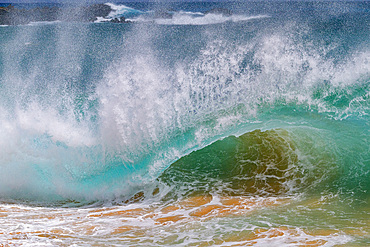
0;1;369;246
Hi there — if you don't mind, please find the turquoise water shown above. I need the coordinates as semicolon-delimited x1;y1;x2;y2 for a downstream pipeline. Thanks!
0;1;369;245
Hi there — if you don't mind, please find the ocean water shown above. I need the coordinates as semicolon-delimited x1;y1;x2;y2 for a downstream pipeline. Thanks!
0;1;369;246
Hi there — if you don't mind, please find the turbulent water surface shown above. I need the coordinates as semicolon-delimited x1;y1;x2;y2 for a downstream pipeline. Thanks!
0;1;369;246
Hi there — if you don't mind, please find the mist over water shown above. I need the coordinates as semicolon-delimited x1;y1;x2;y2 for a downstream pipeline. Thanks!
0;1;369;245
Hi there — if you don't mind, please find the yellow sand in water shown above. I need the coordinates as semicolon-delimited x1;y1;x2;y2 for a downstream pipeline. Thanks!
0;196;366;246
223;227;322;246
88;207;152;218
84;195;288;224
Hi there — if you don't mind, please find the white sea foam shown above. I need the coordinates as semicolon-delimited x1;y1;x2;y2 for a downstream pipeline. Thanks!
134;13;270;25
102;3;269;26
0;196;355;246
26;20;61;26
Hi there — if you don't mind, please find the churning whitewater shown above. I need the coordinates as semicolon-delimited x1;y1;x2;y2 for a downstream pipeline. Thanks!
0;1;369;246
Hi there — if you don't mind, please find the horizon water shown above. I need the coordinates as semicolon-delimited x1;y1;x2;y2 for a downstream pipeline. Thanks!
0;1;369;246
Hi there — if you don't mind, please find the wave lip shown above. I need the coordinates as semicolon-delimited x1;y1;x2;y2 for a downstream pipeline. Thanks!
105;2;143;19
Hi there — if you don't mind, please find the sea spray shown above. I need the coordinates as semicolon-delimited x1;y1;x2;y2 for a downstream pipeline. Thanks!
0;13;368;202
